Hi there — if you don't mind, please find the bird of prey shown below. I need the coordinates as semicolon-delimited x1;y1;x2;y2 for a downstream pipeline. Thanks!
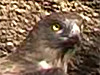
0;12;83;75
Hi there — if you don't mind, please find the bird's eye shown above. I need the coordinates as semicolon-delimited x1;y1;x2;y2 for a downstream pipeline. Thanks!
51;24;61;32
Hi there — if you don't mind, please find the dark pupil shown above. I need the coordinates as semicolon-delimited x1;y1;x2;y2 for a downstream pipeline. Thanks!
55;24;59;28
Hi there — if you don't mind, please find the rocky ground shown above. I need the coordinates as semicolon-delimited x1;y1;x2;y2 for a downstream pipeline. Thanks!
0;0;100;75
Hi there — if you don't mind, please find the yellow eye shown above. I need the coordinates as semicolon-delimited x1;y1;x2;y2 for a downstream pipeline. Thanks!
51;24;61;31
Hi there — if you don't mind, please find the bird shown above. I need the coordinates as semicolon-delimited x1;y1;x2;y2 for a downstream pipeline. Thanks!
0;12;83;75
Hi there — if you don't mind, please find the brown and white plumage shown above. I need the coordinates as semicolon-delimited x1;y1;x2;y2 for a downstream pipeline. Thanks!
0;12;83;75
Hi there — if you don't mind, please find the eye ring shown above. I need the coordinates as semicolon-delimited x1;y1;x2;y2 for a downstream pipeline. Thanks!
51;24;61;32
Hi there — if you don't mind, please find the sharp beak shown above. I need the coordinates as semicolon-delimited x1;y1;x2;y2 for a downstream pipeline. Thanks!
68;23;81;41
59;23;81;47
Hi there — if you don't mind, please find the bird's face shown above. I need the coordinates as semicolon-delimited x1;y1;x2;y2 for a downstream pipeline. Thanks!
37;12;81;50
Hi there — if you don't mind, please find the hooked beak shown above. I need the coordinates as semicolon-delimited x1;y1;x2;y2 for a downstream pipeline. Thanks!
60;23;81;47
68;23;81;41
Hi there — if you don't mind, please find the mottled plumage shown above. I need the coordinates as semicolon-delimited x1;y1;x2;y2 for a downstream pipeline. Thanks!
0;12;83;75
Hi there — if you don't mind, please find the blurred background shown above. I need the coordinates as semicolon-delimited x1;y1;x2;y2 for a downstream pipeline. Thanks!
0;0;100;75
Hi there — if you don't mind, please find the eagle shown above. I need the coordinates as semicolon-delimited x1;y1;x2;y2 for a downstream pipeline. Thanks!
0;12;83;75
